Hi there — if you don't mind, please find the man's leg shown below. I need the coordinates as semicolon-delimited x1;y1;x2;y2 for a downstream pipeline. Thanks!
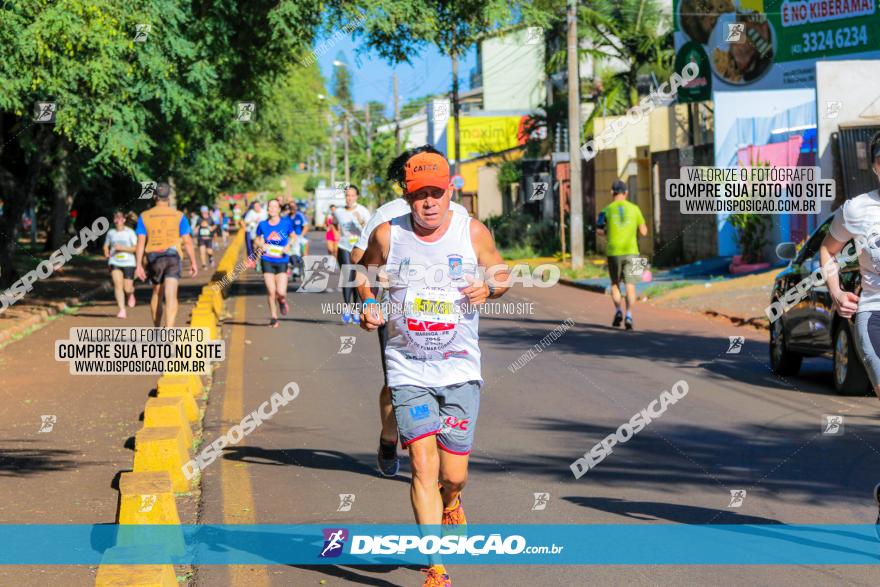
625;282;637;314
163;278;180;327
610;280;623;310
439;451;469;510
408;436;442;525
379;385;397;443
150;284;163;327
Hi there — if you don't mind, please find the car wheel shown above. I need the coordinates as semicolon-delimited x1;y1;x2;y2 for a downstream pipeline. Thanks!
770;318;802;376
832;321;870;396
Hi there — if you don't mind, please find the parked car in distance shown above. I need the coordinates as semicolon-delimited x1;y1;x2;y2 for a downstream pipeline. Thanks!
769;212;870;395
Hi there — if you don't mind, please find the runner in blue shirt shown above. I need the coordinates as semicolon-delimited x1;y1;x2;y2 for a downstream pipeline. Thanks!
290;206;310;275
255;198;296;327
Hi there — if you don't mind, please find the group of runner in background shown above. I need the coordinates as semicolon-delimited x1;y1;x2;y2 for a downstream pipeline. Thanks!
102;191;313;329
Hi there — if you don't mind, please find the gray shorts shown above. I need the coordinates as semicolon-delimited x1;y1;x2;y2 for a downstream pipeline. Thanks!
391;381;481;455
854;312;880;386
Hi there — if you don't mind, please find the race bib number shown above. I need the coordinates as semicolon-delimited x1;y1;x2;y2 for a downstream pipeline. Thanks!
199;228;211;237
266;244;285;257
404;287;460;331
348;234;359;246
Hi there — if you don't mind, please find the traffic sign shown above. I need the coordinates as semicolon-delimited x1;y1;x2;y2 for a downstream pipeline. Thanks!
451;174;465;190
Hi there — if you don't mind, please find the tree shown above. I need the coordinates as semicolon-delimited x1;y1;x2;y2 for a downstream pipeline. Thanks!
0;0;331;287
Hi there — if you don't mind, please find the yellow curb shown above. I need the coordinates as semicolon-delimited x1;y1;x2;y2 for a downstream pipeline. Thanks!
155;382;199;422
197;296;221;318
117;471;181;525
95;563;177;587
158;373;204;397
133;426;191;492
143;397;193;446
190;314;217;340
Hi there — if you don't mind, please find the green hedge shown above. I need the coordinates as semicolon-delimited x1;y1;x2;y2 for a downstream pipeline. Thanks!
486;211;558;257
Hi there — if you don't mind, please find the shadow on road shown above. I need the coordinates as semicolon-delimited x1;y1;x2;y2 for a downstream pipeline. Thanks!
220;446;409;483
0;445;86;476
466;415;880;510
481;317;871;398
564;496;782;524
288;564;414;587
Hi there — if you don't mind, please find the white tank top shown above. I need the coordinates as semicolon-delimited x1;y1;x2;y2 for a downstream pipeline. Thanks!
384;212;482;388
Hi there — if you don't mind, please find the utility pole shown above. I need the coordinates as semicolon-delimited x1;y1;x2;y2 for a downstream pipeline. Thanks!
567;0;584;269
329;112;337;187
364;103;376;204
343;112;350;186
393;73;401;155
451;51;462;176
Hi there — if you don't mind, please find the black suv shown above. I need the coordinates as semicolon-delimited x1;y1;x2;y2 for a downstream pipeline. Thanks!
769;213;870;394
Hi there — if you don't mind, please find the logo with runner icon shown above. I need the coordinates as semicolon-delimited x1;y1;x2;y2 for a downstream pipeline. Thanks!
337;494;356;512
727;489;746;508
319;528;348;558
338;336;356;354
38;415;57;433
726;336;744;354
298;255;336;292
822;414;844;435
532;492;550;511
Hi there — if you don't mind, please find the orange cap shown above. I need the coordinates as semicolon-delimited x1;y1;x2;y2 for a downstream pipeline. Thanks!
404;152;450;193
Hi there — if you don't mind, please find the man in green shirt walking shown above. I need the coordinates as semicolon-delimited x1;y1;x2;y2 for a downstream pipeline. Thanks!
597;180;648;330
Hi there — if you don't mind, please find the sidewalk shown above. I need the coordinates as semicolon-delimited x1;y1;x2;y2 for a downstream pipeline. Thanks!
556;256;779;330
0;246;112;347
0;244;229;586
647;269;777;329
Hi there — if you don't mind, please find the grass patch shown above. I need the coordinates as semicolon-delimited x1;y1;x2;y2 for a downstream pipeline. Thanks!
642;281;692;299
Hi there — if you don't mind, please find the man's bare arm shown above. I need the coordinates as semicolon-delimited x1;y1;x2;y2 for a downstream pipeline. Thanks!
463;219;509;304
357;222;390;331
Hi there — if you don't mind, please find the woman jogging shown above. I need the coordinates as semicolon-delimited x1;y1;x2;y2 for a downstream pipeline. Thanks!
255;198;296;328
103;210;138;319
332;185;369;324
196;215;216;269
325;204;339;257
819;130;880;529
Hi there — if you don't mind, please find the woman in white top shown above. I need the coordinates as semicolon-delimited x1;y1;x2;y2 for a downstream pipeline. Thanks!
332;185;370;323
819;130;880;525
103;210;138;319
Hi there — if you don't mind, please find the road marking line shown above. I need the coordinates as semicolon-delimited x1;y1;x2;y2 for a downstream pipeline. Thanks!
221;295;269;586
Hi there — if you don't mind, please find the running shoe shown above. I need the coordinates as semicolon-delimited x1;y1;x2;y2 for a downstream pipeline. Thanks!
625;316;633;330
278;297;288;316
421;566;451;587
442;495;467;526
342;313;351;324
116;309;127;319
612;311;623;327
269;318;279;328
874;482;880;540
377;440;400;477
127;293;136;308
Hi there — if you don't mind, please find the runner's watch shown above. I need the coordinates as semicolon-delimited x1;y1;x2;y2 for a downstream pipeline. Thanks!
487;283;495;298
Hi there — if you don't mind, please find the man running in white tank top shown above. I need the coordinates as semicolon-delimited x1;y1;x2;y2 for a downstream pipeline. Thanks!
351;183;470;479
357;146;509;587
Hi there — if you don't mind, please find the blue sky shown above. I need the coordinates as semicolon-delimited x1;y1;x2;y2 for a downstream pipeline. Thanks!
315;35;477;118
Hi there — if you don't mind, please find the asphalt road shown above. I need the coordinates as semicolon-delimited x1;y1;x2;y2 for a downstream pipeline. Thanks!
188;234;880;587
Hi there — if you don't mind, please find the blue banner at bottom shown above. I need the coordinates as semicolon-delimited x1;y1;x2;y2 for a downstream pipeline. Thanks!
0;524;879;565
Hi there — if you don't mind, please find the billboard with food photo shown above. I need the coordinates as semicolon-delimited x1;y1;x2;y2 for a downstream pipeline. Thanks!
674;0;880;90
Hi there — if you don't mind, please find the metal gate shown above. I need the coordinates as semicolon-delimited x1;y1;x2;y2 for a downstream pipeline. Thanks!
837;125;880;201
